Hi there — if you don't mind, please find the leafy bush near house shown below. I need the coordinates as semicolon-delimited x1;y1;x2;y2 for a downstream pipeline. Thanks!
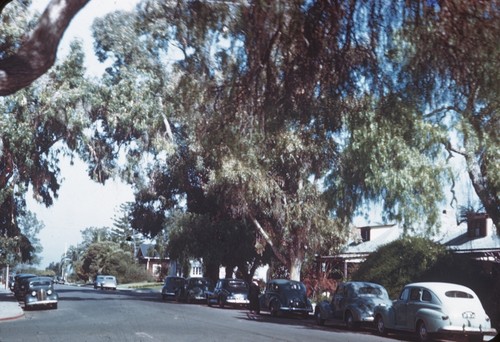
352;237;446;298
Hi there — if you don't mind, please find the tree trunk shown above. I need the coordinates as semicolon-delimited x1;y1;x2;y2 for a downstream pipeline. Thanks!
289;256;302;281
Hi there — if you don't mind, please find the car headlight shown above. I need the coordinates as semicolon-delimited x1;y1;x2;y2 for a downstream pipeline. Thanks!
47;289;52;295
31;291;37;297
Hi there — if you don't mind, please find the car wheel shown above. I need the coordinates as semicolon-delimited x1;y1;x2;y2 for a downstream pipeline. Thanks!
345;311;359;330
315;310;325;326
52;303;58;309
218;296;225;308
270;300;280;317
375;314;387;335
468;335;484;342
416;320;429;342
162;294;167;301
207;297;212;307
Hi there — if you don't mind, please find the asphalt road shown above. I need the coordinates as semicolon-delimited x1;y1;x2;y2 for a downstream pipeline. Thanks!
0;285;409;342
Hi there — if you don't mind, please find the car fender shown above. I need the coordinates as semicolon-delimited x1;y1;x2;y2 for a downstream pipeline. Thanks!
374;305;397;329
316;300;334;320
414;308;445;333
344;303;363;321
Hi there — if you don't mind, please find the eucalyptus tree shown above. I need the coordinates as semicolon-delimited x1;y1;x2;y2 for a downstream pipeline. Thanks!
399;0;500;231
0;0;90;95
0;34;92;264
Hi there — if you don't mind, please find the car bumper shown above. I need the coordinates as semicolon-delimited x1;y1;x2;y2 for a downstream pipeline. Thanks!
25;299;58;307
226;299;250;305
437;326;497;336
280;306;313;313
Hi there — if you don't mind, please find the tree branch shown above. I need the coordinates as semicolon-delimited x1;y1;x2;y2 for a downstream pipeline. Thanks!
249;214;288;266
0;0;90;96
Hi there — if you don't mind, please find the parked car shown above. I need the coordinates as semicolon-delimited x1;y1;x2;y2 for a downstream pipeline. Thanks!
23;276;58;310
13;273;37;300
94;275;117;290
258;279;313;317
374;282;497;342
161;276;185;301
176;277;213;303
315;281;392;329
206;278;249;308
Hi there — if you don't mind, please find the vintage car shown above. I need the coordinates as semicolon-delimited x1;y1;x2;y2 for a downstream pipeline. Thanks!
13;273;37;300
23;276;58;310
258;279;313;317
176;277;213;303
161;276;186;301
94;275;117;290
206;278;249;308
315;281;392;329
374;282;497;342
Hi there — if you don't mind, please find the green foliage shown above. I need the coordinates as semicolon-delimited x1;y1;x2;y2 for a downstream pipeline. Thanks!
353;237;447;298
78;241;150;284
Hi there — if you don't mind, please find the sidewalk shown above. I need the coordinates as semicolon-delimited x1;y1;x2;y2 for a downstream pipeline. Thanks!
0;287;24;321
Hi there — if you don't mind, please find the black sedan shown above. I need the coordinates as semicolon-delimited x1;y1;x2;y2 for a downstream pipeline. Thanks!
258;279;312;317
207;278;249;308
23;276;59;310
176;277;213;303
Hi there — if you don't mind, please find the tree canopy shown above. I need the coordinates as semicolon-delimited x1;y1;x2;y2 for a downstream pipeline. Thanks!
0;0;498;279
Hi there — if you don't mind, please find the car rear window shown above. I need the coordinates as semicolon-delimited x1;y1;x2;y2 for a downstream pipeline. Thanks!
31;281;51;286
358;286;383;296
445;290;474;299
229;280;247;289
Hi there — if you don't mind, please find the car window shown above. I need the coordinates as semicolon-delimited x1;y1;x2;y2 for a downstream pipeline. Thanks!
409;288;421;301
422;290;432;302
399;288;410;301
445;290;474;299
31;280;51;286
358;286;383;297
228;280;247;289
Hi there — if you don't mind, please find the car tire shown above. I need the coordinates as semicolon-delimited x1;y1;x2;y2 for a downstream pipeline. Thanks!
375;314;387;335
270;300;280;317
162;294;167;301
345;311;359;330
218;296;225;309
416;320;429;342
315;310;325;326
52;303;58;309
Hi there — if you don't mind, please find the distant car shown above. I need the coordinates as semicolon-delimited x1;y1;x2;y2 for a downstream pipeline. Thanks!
94;275;117;290
161;276;186;301
176;277;213;303
23;276;58;310
258;279;313;317
374;282;497;342
206;278;249;308
315;281;392;329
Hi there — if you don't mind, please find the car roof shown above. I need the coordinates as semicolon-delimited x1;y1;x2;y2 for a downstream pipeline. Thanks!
405;282;476;297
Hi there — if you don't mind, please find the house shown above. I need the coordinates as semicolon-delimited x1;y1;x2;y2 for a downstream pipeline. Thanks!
317;212;500;280
136;243;170;280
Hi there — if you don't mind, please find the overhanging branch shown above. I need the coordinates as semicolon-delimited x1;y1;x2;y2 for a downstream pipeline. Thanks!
0;0;90;96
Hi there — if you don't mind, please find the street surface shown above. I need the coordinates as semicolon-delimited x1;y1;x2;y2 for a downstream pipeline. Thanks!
0;285;413;342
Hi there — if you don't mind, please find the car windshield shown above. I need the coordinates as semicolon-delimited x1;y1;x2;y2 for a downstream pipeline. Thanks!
104;277;115;281
167;278;184;285
31;280;51;286
285;282;305;292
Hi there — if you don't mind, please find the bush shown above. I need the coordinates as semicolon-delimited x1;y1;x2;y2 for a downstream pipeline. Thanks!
353;237;446;298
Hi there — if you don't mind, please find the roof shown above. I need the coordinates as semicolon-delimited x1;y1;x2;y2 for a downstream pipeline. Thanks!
335;213;499;261
137;244;161;259
405;282;477;297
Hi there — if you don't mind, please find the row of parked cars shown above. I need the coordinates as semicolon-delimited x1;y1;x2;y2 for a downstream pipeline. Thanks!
9;273;59;310
161;276;496;342
161;276;313;316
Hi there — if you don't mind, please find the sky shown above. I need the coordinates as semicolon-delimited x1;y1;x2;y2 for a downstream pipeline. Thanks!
26;0;141;267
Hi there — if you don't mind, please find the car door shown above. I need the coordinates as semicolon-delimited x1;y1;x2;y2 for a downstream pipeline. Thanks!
332;284;346;318
393;287;411;328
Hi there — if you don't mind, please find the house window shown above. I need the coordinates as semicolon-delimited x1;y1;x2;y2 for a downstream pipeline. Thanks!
192;266;202;276
360;227;370;242
467;214;487;238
